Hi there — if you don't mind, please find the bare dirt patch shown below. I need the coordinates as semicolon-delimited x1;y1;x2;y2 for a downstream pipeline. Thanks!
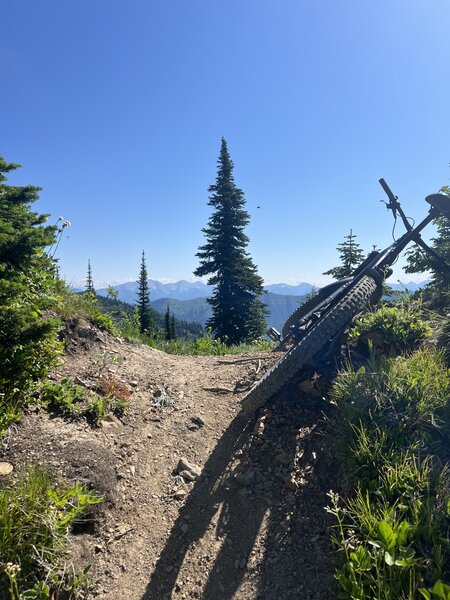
1;327;339;599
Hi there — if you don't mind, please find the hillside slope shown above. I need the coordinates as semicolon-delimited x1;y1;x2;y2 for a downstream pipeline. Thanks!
152;292;305;331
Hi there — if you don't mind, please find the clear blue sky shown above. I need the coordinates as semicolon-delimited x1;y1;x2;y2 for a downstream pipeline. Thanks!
2;0;449;288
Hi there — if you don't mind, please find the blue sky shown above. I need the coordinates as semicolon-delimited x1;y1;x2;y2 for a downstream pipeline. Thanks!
2;0;449;287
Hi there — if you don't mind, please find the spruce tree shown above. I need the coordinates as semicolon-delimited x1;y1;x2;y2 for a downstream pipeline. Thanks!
323;229;365;279
85;259;95;294
0;156;61;407
170;314;176;340
136;251;153;334
194;138;266;344
165;304;171;340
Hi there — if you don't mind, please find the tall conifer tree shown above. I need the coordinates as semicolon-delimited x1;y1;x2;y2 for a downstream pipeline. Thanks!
165;304;171;340
85;259;95;294
195;138;266;344
137;251;152;334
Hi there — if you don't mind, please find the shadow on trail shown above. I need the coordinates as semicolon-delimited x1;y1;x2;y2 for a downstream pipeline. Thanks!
142;393;338;600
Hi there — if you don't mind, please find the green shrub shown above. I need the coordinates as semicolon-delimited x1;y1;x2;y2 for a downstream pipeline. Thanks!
348;303;430;353
0;466;101;599
0;157;62;435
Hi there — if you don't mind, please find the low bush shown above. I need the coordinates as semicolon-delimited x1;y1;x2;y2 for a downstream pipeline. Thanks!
0;466;101;599
348;303;430;354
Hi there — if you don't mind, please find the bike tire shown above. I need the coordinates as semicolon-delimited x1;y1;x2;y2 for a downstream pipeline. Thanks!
241;275;378;414
281;279;350;338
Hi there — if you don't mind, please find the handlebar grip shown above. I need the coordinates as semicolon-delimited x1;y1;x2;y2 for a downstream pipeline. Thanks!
379;178;397;202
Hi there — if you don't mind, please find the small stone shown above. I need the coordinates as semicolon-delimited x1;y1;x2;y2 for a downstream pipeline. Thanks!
100;414;123;428
0;462;13;476
191;415;204;427
275;453;291;465
130;465;136;476
176;458;202;481
181;523;189;534
172;486;188;499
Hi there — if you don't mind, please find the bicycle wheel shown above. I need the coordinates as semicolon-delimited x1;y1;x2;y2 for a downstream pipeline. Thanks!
241;275;378;414
281;279;350;339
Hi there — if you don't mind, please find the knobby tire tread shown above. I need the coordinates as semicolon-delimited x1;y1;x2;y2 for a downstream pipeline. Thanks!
241;275;378;414
281;281;347;338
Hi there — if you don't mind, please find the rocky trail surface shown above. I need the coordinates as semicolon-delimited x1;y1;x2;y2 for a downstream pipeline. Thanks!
2;322;339;599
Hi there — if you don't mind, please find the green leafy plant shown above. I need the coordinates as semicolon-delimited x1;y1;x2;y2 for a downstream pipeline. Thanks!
0;466;101;599
38;377;128;426
348;303;430;353
420;581;450;600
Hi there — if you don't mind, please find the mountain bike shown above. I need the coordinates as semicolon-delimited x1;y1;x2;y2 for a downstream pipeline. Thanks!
241;179;450;414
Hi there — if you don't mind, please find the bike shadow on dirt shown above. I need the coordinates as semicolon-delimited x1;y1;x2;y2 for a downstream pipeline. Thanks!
141;390;338;600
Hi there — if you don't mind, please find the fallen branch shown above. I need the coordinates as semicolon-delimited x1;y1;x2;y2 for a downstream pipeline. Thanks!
215;357;272;365
203;386;235;394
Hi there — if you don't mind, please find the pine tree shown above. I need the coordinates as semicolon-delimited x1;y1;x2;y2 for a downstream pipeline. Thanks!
194;138;267;344
170;314;176;340
85;259;95;294
165;304;171;340
404;186;450;293
136;251;153;334
323;229;365;279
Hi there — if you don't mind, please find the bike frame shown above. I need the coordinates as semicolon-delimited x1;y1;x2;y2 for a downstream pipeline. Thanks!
284;180;450;342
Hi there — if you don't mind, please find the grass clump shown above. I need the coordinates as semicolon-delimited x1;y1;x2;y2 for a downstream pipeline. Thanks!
150;332;273;355
0;466;101;599
328;341;450;598
57;283;115;334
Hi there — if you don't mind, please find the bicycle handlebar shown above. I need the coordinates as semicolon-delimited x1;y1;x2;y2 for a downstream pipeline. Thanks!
379;178;413;232
379;178;397;203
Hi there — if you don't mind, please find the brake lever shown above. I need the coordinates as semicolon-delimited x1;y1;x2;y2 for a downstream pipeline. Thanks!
380;198;397;218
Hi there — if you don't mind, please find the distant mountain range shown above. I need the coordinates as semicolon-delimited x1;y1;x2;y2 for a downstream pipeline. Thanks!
95;278;429;331
97;279;315;303
97;278;428;304
151;293;305;332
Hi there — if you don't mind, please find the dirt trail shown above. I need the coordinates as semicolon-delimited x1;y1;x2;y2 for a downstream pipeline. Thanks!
2;325;339;599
